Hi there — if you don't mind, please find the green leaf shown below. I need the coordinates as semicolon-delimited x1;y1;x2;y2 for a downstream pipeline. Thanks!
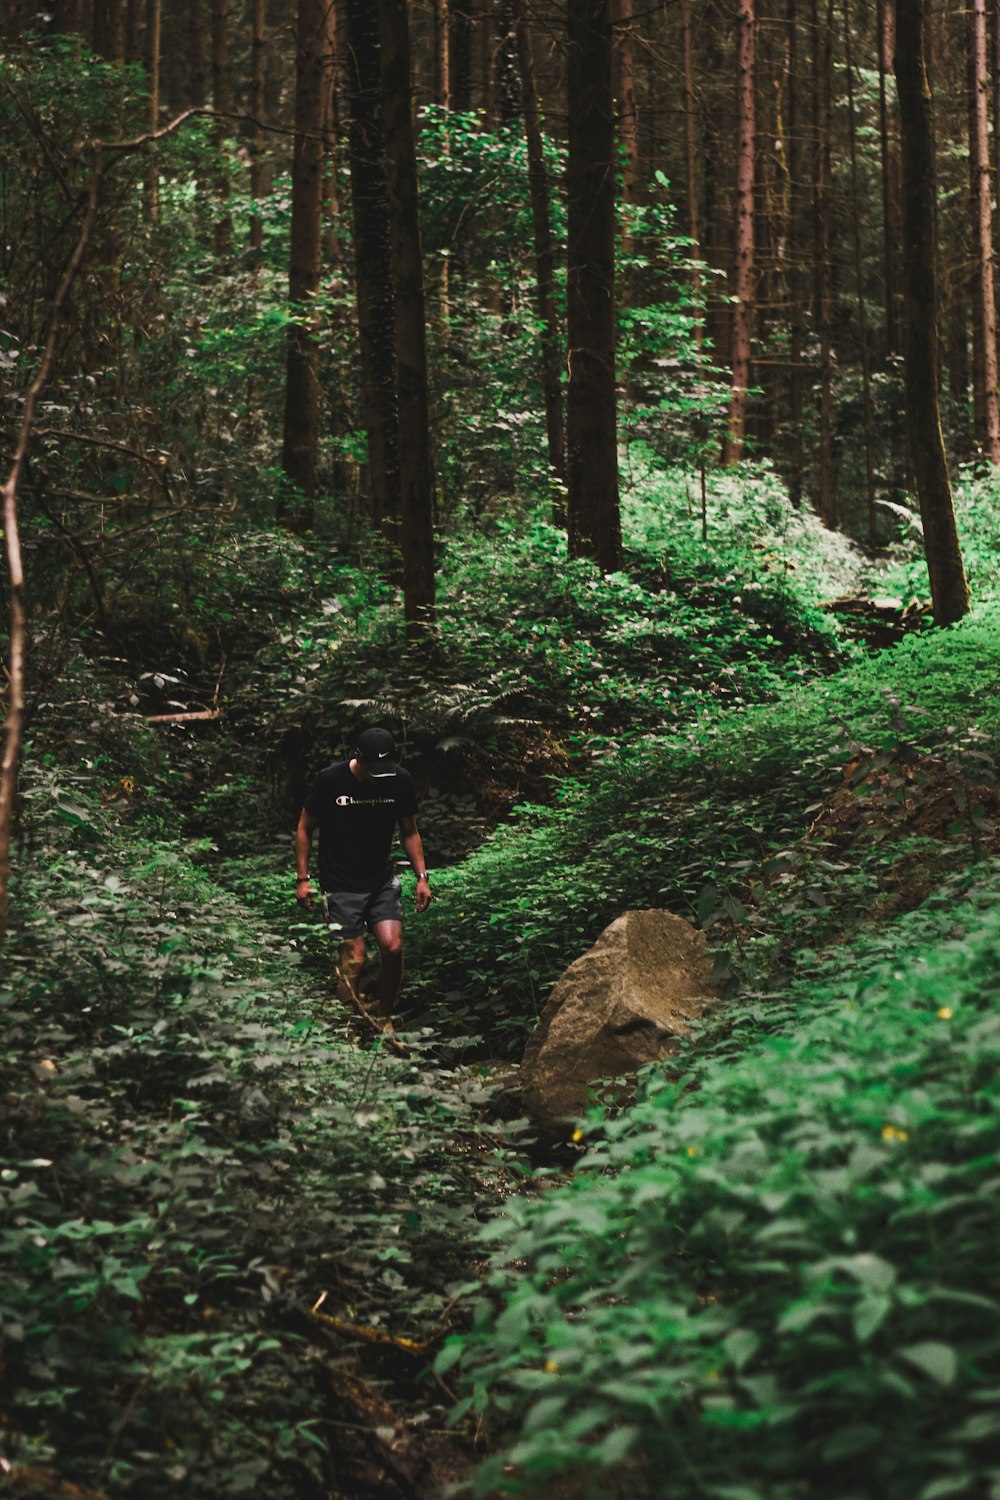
899;1342;959;1387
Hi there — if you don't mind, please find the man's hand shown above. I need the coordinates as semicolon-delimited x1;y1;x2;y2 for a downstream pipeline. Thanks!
415;875;433;913
296;878;316;911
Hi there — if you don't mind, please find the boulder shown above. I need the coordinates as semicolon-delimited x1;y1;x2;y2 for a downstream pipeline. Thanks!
521;909;719;1137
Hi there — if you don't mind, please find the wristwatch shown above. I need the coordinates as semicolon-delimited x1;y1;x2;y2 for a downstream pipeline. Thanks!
416;871;429;880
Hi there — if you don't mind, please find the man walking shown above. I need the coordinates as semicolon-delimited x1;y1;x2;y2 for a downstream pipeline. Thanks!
295;727;432;1032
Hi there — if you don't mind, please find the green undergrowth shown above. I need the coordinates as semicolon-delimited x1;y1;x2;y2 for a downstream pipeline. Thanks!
404;603;1000;1049
442;864;1000;1499
0;777;520;1497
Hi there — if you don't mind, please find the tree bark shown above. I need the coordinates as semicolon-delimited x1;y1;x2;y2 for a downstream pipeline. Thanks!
211;0;233;265
894;0;970;624
378;0;436;635
143;0;161;222
970;0;1000;462
345;0;400;536
877;0;899;355
681;0;703;350
249;0;267;255
513;0;566;496
811;0;836;524
281;0;327;519
723;0;756;465
613;0;640;251
843;0;877;545
566;0;621;571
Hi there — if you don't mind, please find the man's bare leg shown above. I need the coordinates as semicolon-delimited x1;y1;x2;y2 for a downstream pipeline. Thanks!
337;934;367;1006
371;919;404;1029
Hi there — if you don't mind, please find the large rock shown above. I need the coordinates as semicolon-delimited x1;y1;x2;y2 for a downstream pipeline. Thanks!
521;909;719;1137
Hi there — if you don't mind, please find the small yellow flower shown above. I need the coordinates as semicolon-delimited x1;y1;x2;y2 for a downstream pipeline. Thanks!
882;1125;909;1143
544;1360;558;1373
937;1006;954;1020
687;1145;700;1157
571;1128;584;1143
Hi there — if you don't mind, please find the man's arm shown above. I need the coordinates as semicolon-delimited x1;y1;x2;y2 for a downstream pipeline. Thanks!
295;808;318;908
399;815;432;912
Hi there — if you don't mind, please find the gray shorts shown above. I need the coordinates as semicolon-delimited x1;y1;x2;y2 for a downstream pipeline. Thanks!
322;875;403;940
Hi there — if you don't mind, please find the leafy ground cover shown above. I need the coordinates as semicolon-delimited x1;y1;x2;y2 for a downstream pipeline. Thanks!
404;601;1000;1048
0;778;526;1497
443;862;1000;1499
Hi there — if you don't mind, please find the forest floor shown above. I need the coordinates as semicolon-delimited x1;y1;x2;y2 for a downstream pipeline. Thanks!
4;474;1000;1498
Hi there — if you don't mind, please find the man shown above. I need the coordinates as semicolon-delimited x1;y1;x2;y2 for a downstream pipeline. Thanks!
295;727;432;1032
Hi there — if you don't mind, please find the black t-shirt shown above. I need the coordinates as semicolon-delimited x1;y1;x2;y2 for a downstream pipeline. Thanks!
303;760;418;893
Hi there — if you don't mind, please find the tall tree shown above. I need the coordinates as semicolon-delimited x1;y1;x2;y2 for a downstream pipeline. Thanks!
378;0;437;634
566;0;621;571
877;0;899;355
280;0;327;518
894;0;970;624
680;0;703;350
613;0;640;252
722;0;756;464
970;0;1000;462
143;0;161;222
843;0;877;544
345;0;400;537
514;0;566;495
248;0;267;255
811;0;836;523
211;0;233;264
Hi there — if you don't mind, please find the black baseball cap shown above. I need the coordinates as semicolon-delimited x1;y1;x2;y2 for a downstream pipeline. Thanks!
355;726;398;777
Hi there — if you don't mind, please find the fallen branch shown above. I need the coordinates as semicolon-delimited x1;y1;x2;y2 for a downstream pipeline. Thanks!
144;709;222;724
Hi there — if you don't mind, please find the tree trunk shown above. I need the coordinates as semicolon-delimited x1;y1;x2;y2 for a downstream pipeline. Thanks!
249;0;267;255
894;0;970;624
450;0;473;112
723;0;756;465
280;0;327;519
970;0;1000;462
783;0;805;506
143;0;161;222
681;0;703;351
614;0;640;251
211;0;233;265
514;0;566;496
322;0;341;260
811;0;836;524
345;0;400;536
378;0;436;635
187;0;208;108
844;0;877;546
877;0;899;355
566;0;621;571
434;0;451;105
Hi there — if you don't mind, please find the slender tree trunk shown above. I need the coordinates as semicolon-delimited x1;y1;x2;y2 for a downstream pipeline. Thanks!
188;0;207;109
212;0;233;265
844;0;877;545
614;0;640;254
970;0;1000;461
514;0;566;496
280;0;327;519
434;0;451;105
345;0;400;535
877;0;900;355
322;0;341;260
450;0;473;112
811;0;836;524
143;0;161;222
249;0;267;255
566;0;621;571
783;0;805;505
378;0;436;635
681;0;703;350
723;0;756;464
894;0;970;624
